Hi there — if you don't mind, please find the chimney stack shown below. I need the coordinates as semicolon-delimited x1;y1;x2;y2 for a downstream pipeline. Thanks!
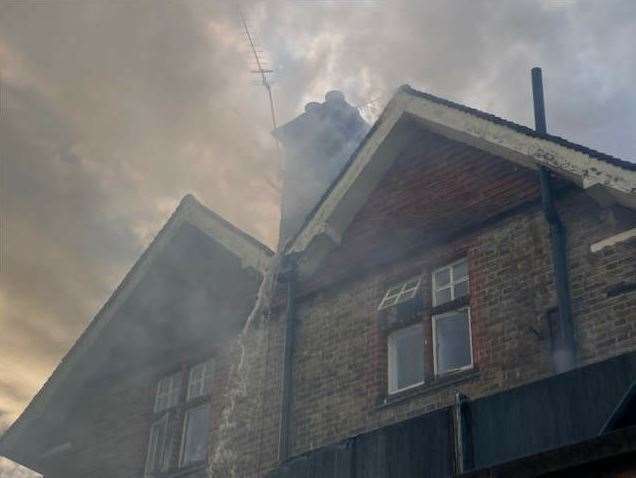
274;91;369;247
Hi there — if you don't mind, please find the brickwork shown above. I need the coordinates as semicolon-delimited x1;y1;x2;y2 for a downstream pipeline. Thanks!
39;131;635;477
44;342;235;478
257;132;636;465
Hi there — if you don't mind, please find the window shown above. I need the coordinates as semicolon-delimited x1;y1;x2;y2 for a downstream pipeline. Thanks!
433;308;473;375
388;323;425;394
145;358;215;474
378;278;421;310
432;259;469;306
180;404;211;466
187;358;215;401
154;372;181;413
145;414;170;474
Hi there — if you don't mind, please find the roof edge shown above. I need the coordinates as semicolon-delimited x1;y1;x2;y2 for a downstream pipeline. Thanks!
286;85;636;269
0;194;272;466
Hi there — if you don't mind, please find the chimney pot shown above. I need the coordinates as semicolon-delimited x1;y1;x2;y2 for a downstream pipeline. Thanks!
325;90;346;104
305;102;321;113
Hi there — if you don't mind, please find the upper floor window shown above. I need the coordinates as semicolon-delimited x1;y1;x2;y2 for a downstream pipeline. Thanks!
432;259;468;306
378;278;421;310
382;258;473;397
432;307;473;375
154;372;181;413
387;322;425;394
145;414;171;475
180;403;211;466
145;358;215;475
187;358;215;401
432;258;473;376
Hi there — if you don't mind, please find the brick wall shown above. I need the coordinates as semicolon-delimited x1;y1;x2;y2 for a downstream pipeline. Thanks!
45;131;634;477
43;342;235;478
253;131;636;467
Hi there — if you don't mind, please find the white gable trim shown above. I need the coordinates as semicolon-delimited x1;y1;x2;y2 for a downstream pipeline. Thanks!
0;194;272;465
288;88;636;272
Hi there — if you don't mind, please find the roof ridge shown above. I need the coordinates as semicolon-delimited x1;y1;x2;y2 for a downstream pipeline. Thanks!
399;84;636;171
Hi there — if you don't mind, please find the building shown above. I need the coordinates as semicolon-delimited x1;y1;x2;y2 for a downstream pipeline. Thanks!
1;83;635;477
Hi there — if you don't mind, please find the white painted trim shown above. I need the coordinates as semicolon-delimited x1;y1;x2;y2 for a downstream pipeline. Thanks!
290;94;410;255
178;403;210;467
432;307;474;377
387;322;426;395
287;87;636;270
401;94;636;196
590;228;636;253
432;258;469;307
0;194;272;461
378;277;421;310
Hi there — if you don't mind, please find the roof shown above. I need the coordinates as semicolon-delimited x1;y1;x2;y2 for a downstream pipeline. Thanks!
0;194;273;469
286;85;636;275
402;85;636;172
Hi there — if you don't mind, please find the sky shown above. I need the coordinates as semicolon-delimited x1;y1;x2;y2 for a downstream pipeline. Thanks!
1;0;635;474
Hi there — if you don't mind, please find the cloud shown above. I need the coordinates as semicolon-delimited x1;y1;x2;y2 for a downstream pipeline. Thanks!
0;0;634;472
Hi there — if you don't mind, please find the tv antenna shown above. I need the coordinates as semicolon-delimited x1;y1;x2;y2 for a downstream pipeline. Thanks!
239;8;279;144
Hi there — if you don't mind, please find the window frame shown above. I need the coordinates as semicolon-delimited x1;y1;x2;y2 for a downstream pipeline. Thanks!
179;402;212;468
144;413;171;476
432;258;469;307
187;358;216;401
378;277;422;310
431;306;474;377
153;371;182;413
387;322;426;395
145;357;215;475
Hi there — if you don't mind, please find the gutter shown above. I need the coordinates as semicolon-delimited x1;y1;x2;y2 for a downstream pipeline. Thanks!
278;255;298;462
532;67;576;372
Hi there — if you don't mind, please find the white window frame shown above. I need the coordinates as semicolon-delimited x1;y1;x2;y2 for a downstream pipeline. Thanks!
378;277;421;310
187;358;216;401
179;403;211;467
144;413;170;475
154;372;182;413
432;258;469;307
432;307;474;377
387;322;426;395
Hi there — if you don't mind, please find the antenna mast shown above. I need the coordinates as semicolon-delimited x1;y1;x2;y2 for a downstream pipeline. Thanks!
239;9;279;138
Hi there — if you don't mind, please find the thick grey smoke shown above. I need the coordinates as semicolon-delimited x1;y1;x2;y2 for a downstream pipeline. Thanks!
1;0;635;473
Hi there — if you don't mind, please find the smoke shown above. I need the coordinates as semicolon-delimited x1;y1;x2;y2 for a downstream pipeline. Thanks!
1;0;635;473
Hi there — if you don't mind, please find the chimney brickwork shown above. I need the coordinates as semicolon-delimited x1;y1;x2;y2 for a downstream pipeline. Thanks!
274;90;369;248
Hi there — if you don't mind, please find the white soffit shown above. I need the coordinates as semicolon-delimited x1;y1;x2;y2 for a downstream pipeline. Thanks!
289;88;636;265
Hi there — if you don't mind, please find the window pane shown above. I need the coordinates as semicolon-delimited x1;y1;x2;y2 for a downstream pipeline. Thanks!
155;372;182;413
187;363;205;401
181;404;210;466
435;310;472;375
146;415;169;473
381;296;398;308
389;324;424;393
203;360;215;395
404;279;420;291
434;268;450;288
454;279;469;299
434;287;452;306
188;359;215;400
452;260;468;281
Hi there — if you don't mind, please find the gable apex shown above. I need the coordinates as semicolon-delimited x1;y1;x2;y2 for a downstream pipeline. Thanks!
287;85;636;276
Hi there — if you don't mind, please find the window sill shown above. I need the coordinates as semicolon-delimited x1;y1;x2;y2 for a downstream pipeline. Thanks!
376;368;479;409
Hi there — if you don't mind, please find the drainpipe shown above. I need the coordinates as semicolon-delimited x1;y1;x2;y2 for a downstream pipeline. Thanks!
453;392;474;473
531;67;576;373
278;255;297;462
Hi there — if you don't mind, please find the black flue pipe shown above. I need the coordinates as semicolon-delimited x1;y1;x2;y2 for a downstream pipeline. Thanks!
531;67;576;373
